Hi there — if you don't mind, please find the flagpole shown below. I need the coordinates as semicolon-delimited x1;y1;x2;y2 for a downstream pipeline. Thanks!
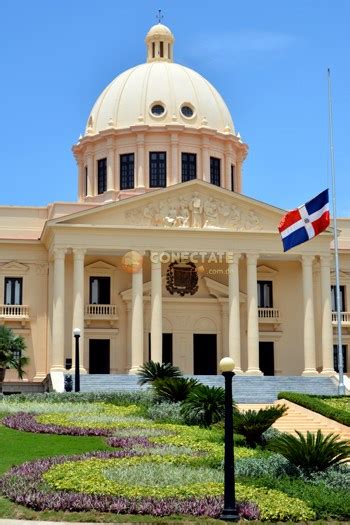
327;68;345;395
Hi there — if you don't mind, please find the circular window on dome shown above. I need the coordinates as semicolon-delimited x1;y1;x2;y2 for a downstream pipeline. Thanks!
181;104;196;119
150;103;166;117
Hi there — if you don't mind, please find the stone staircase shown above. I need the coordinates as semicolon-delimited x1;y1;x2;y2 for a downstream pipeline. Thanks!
76;374;339;403
239;400;350;440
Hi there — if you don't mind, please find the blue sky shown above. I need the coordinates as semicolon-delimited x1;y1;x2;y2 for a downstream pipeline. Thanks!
1;0;349;215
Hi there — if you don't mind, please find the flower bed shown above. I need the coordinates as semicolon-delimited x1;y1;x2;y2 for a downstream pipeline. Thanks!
0;452;259;519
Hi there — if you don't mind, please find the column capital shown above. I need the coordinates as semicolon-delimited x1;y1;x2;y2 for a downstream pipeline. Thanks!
246;253;259;265
72;248;86;260
226;252;241;265
319;255;332;267
52;247;67;261
301;255;315;267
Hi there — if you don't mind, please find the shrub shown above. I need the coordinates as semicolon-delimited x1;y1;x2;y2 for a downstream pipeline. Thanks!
147;402;184;423
137;361;182;386
278;391;350;427
152;377;199;403
180;385;227;428
269;429;350;475
235;452;297;478
233;405;287;448
305;464;350;491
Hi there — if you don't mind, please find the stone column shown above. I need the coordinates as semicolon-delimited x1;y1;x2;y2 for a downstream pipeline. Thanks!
228;253;243;373
171;133;179;185
151;253;162;363
136;133;145;189
302;255;318;375
246;253;262;375
77;160;84;201
107;142;115;192
320;255;335;374
130;264;144;372
236;156;243;193
87;154;93;197
51;248;66;372
225;147;233;190
201;137;210;183
72;248;86;372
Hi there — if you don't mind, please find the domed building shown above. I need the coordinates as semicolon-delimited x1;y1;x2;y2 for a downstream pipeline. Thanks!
0;23;349;394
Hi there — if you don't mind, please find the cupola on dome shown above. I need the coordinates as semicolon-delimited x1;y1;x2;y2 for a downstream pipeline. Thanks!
85;23;235;136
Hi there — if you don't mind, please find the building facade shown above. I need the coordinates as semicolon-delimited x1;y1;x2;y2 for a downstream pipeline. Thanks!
1;23;350;388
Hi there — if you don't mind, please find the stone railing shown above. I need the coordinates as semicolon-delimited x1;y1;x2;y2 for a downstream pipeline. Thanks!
332;312;350;326
0;305;30;325
258;307;280;322
85;304;119;322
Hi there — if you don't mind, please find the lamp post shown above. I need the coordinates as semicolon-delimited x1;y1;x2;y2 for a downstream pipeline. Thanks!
73;328;81;393
219;357;239;522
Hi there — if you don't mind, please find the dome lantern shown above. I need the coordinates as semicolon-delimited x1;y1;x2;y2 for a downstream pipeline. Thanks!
145;23;174;63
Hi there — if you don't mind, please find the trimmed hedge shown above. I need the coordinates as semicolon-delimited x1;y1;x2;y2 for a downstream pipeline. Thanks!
277;392;350;427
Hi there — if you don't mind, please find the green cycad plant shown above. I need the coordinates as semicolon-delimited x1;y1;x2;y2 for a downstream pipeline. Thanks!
269;429;350;476
0;325;29;393
233;405;288;448
180;384;234;428
137;360;182;386
153;377;200;403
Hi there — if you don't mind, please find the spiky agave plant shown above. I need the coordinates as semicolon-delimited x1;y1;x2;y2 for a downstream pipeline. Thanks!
269;429;350;476
153;377;200;403
137;360;182;386
180;384;236;428
233;405;288;448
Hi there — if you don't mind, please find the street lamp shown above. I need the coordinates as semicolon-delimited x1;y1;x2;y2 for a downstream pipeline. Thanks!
73;328;81;393
219;357;239;522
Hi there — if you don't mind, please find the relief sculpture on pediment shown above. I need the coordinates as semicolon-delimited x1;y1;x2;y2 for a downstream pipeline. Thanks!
124;192;263;231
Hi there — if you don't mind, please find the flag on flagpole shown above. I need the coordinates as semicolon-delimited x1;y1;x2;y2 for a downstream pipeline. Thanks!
278;189;330;252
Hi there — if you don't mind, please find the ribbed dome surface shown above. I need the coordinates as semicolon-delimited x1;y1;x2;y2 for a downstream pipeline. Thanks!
85;62;235;136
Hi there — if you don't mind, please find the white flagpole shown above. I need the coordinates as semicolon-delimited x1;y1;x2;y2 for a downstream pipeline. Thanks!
327;68;345;395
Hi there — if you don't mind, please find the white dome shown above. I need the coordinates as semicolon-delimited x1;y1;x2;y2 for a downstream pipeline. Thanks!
85;61;235;136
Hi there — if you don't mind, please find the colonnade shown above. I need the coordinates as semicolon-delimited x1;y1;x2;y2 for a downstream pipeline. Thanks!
49;248;335;376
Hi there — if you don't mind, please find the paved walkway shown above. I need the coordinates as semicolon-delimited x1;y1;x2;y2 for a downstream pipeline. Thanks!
237;399;350;440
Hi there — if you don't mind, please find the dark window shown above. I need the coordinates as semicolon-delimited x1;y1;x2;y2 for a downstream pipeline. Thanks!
152;42;155;58
333;345;347;373
181;105;194;118
257;281;273;308
231;164;235;191
210;157;221;186
160;41;164;57
151;104;165;116
168;43;171;59
4;277;23;305
149;152;167;187
85;166;88;196
89;277;111;304
181;153;197;182
97;158;107;194
331;285;346;311
120;153;135;190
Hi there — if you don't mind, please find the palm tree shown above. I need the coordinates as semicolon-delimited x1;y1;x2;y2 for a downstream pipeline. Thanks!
137;360;182;385
0;325;29;393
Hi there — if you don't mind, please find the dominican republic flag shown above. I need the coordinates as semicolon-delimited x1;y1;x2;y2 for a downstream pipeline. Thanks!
278;189;330;252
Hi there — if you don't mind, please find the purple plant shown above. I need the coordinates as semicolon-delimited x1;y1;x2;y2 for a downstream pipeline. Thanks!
107;435;154;448
0;451;260;519
2;412;112;437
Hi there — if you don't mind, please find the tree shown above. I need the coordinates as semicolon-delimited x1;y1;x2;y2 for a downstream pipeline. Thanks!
137;360;182;386
269;429;350;476
180;384;236;428
233;405;288;448
0;325;29;393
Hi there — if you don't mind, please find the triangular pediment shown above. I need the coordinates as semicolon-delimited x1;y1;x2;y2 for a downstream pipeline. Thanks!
0;261;29;273
257;265;278;276
49;180;288;233
85;260;116;271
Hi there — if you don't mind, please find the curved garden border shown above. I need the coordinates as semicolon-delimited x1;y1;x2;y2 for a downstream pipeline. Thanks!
0;451;259;519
